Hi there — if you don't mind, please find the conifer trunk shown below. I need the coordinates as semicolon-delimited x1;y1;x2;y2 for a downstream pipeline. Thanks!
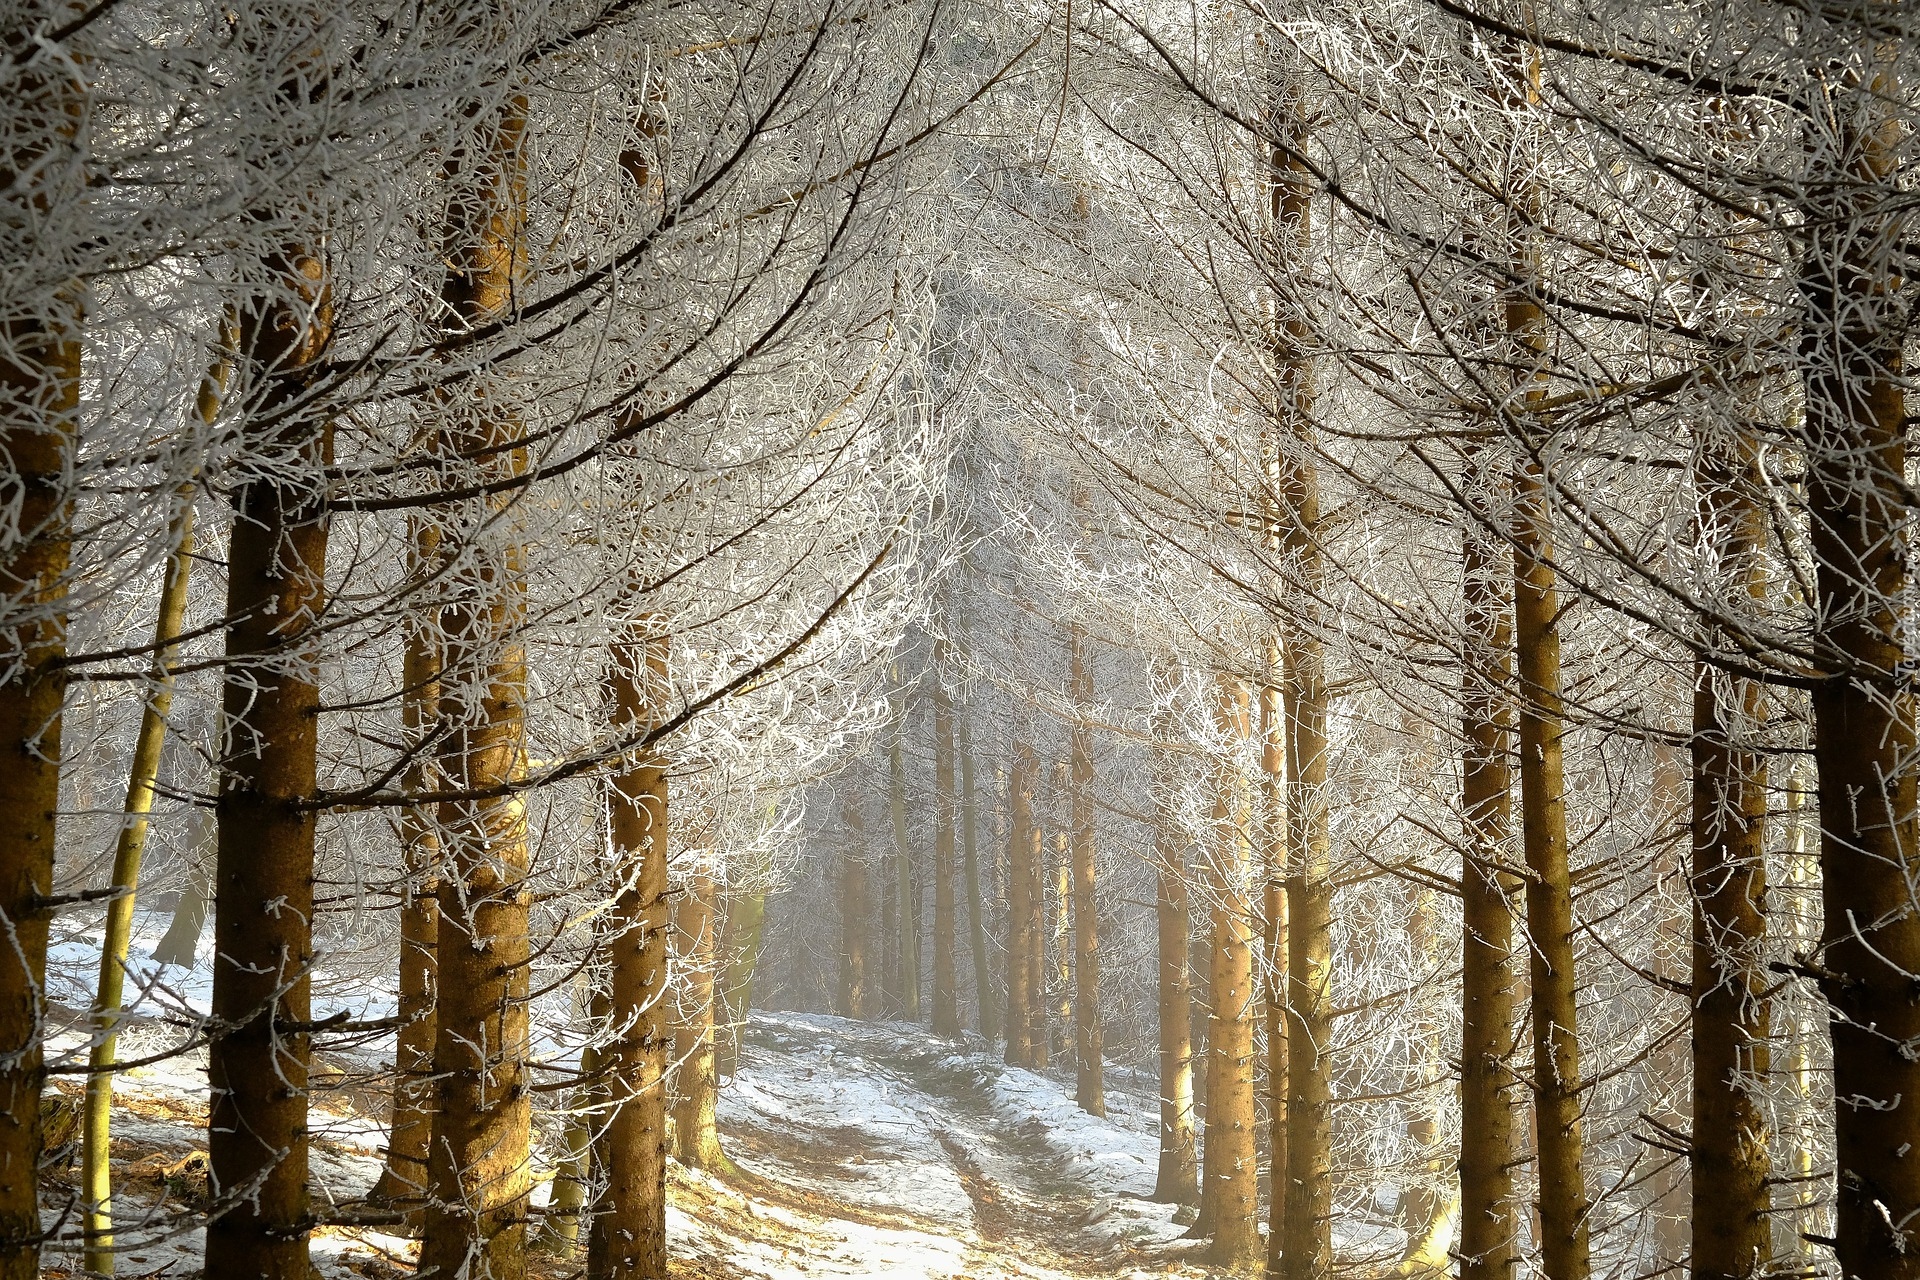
1258;678;1287;1274
1512;454;1590;1280
889;730;921;1021
672;864;725;1171
1068;625;1103;1114
1005;744;1037;1065
932;679;961;1037
1689;427;1770;1280
372;514;442;1213
1457;490;1520;1280
1203;680;1260;1271
960;712;994;1041
588;633;672;1280
1151;719;1199;1206
419;94;535;1280
83;487;195;1275
1050;832;1072;1066
1800;44;1920;1276
205;244;333;1280
717;885;766;1077
0;52;80;1280
841;794;872;1019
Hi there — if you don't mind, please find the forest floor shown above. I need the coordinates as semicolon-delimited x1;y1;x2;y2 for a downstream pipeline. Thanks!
38;1010;1219;1280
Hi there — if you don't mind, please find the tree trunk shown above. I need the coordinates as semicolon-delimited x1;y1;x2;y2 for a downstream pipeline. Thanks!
1279;450;1333;1280
932;678;961;1037
1069;626;1103;1114
889;728;921;1021
672;863;726;1172
1513;454;1591;1280
150;813;213;968
1005;743;1037;1065
1050;831;1072;1067
1152;723;1200;1206
587;632;672;1280
1689;422;1770;1280
1397;884;1456;1277
841;793;872;1019
1203;679;1260;1271
1457;484;1521;1280
961;711;995;1042
1258;678;1287;1273
0;51;80;1280
83;486;195;1275
1797;41;1920;1279
371;513;443;1214
419;95;536;1280
205;242;333;1280
717;884;767;1076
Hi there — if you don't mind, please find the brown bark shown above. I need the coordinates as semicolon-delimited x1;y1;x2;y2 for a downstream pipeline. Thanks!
1005;743;1038;1066
1257;679;1287;1273
1280;611;1331;1280
932;677;961;1038
371;515;443;1213
1800;46;1920;1278
1457;493;1521;1280
1689;426;1771;1280
841;793;873;1019
587;632;672;1280
1152;756;1200;1205
419;95;536;1280
1050;830;1072;1067
205;244;333;1280
1069;625;1104;1114
1203;679;1260;1271
672;863;726;1172
960;711;995;1042
889;728;921;1021
1513;455;1591;1280
0;46;80;1280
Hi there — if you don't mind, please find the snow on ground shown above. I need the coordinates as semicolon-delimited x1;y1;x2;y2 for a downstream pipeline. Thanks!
42;1007;1228;1280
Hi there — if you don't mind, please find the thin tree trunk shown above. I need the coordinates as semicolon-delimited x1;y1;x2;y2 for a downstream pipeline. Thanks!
1005;743;1037;1065
961;711;994;1042
1050;830;1072;1067
205;242;333;1280
1258;677;1287;1273
1513;453;1591;1280
1152;721;1200;1206
1203;679;1260;1271
587;632;672;1280
841;793;872;1019
672;863;726;1172
717;884;767;1076
1689;422;1771;1280
1801;46;1920;1271
1027;813;1049;1071
83;485;195;1275
1457;482;1521;1280
932;677;961;1037
1069;625;1103;1114
371;513;443;1214
419;94;536;1280
1398;884;1456;1276
889;728;921;1022
1263;62;1333;1280
1279;445;1333;1280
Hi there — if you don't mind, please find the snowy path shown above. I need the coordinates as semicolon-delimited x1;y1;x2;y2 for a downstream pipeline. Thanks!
684;1011;1202;1280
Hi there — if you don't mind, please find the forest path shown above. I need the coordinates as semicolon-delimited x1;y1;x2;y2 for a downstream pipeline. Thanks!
691;1011;1202;1280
